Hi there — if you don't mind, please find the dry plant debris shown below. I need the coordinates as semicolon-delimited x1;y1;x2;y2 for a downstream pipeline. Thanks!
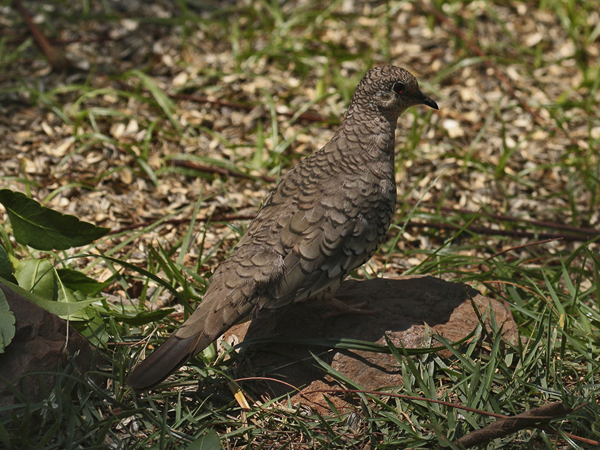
0;0;599;448
1;1;598;284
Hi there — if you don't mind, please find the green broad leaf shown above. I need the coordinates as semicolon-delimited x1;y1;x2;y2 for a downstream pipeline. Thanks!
0;277;97;317
14;261;90;320
184;430;220;450
71;307;109;346
54;269;77;304
0;189;110;251
0;244;17;284
57;268;112;295
61;303;94;321
0;289;16;353
15;259;55;297
53;273;92;321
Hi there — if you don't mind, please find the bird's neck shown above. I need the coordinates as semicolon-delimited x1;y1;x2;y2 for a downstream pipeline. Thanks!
336;106;400;161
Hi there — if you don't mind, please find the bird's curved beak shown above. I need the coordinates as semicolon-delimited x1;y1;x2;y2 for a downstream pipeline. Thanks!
419;92;439;110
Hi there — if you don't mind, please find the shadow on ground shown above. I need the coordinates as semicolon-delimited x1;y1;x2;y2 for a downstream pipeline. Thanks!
224;275;517;413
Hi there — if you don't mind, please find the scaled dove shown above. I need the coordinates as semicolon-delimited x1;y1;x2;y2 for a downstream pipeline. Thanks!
127;65;438;389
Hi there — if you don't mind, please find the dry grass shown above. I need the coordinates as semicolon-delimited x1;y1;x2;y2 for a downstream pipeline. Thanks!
0;0;599;448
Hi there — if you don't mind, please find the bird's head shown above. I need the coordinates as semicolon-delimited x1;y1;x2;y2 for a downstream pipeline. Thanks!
351;65;438;120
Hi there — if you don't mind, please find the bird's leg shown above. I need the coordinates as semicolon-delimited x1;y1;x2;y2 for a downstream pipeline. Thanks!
323;295;376;317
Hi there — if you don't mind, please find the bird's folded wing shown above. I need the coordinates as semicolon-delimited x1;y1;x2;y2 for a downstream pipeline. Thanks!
260;201;381;308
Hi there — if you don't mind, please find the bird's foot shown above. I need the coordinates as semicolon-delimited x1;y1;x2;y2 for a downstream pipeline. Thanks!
323;297;376;318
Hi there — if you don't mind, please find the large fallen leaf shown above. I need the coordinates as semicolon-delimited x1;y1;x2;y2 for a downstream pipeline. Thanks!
0;189;109;251
0;277;97;317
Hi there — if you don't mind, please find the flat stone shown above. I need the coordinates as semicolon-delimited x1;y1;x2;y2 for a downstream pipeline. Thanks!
223;275;517;413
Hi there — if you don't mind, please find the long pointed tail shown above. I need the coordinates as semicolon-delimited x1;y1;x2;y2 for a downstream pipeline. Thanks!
127;290;224;390
127;283;257;390
126;330;212;390
127;291;254;389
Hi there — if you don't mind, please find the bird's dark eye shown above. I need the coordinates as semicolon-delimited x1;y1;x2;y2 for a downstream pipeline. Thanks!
392;82;405;94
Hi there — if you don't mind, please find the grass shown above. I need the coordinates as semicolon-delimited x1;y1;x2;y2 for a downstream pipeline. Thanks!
0;0;599;448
